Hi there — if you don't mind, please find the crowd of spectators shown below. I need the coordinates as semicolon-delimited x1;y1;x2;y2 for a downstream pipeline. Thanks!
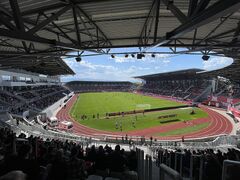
0;127;137;180
156;147;240;180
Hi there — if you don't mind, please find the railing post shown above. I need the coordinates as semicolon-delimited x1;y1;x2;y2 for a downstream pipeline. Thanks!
174;153;178;170
137;148;140;180
199;157;203;180
190;155;203;180
159;150;163;166
179;153;183;176
145;155;149;180
174;152;183;176
190;155;193;180
149;155;152;180
141;150;144;180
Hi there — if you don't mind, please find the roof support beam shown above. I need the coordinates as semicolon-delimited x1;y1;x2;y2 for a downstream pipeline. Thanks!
9;0;29;52
75;5;112;46
9;0;25;30
138;0;156;45
28;5;72;35
196;13;233;45
0;28;81;51
231;21;240;44
230;21;240;53
0;14;16;30
153;0;161;43
75;7;96;46
0;51;79;58
21;0;114;16
207;28;236;40
72;6;82;46
42;12;78;45
188;0;198;17
145;0;240;50
162;0;188;23
0;6;80;46
192;0;211;15
0;28;55;44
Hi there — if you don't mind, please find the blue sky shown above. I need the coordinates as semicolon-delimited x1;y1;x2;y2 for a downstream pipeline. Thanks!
61;47;233;82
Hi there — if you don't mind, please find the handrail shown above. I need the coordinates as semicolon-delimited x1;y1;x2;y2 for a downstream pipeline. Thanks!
159;164;182;180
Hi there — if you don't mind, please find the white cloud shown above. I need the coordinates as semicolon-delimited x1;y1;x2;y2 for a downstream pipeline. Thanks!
61;54;171;82
203;56;233;71
62;59;142;82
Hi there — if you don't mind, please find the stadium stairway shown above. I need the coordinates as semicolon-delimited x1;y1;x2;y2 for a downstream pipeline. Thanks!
194;85;212;102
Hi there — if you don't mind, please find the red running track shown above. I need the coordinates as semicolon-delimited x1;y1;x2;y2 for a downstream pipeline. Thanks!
56;94;233;140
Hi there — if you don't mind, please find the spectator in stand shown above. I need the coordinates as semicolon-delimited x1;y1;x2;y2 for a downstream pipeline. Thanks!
0;127;138;180
95;146;106;171
67;147;86;180
109;145;126;172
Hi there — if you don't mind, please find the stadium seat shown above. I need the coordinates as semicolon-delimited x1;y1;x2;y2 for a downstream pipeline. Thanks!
105;177;120;180
87;175;103;180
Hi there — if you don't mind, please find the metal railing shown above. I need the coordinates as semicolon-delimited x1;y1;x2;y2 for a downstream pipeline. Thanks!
157;150;206;180
136;148;153;180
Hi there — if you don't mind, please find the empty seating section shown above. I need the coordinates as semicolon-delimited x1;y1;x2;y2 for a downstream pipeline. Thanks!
0;85;70;115
140;79;210;101
66;81;133;93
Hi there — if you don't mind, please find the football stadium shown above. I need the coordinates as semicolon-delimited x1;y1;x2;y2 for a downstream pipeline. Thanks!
0;0;240;180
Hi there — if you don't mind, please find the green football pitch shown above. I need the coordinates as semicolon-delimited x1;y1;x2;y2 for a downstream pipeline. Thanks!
70;92;208;132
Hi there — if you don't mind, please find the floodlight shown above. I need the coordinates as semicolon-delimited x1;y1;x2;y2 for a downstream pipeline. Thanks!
137;54;142;59
202;55;210;61
75;56;82;62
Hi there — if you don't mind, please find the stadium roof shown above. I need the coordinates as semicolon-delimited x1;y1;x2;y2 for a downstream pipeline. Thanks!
0;0;240;76
198;61;240;81
135;68;204;80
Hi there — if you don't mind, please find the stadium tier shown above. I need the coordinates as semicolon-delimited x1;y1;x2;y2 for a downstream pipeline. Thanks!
65;81;133;93
136;69;212;102
0;70;240;180
0;71;240;180
1;0;240;179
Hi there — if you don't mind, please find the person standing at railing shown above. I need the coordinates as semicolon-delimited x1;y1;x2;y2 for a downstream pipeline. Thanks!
182;136;185;142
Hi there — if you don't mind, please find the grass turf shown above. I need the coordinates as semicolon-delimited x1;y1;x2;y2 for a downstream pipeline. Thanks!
153;122;210;136
71;92;182;116
70;92;208;132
